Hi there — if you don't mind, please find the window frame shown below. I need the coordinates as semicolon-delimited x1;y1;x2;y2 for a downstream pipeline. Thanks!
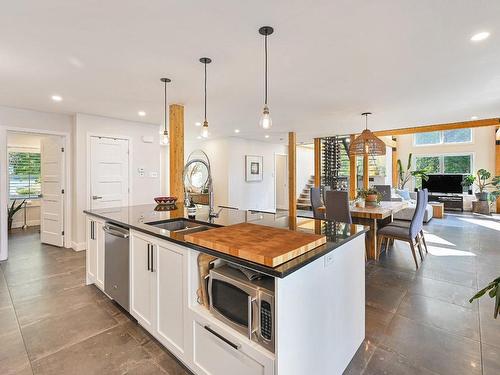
413;152;474;175
8;148;42;200
413;128;473;147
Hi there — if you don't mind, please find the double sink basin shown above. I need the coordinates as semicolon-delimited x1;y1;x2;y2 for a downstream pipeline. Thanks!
145;218;213;239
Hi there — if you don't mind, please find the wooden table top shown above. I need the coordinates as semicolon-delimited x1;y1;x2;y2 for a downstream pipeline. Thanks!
319;201;407;220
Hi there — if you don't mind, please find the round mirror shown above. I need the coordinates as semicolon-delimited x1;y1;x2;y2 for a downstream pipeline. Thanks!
184;161;209;191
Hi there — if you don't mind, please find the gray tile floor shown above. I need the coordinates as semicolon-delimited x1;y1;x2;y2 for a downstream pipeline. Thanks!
0;213;499;374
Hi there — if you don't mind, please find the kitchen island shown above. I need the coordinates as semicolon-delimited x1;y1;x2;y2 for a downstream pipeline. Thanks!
84;204;367;375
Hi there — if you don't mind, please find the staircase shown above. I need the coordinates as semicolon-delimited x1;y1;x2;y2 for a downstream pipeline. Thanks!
297;175;315;210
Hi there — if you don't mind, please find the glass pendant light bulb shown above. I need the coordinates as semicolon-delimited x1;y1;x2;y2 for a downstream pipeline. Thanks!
259;105;272;129
161;130;169;145
201;121;209;138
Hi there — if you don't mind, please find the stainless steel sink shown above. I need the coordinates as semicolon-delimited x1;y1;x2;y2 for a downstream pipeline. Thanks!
145;218;207;232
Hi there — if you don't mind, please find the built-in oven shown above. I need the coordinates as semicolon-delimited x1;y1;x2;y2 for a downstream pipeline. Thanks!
208;265;274;352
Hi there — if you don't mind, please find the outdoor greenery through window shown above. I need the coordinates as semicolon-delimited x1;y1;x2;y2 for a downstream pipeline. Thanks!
414;128;472;146
414;154;472;188
9;151;41;199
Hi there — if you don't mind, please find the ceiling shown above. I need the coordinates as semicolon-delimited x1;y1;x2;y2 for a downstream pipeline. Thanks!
1;0;499;143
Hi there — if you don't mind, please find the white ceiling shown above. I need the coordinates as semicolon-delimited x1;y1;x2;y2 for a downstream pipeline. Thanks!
1;0;499;143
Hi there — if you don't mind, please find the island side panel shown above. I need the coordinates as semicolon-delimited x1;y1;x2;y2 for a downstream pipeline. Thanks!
274;234;365;375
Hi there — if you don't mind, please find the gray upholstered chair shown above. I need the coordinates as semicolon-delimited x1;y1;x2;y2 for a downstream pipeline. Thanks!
373;185;391;202
310;187;325;219
377;190;426;269
325;190;352;224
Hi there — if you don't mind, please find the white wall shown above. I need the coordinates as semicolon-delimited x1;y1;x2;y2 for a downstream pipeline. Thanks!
397;126;496;191
296;145;314;197
72;113;162;248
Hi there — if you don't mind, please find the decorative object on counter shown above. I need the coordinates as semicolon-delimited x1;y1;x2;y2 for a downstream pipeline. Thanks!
348;112;386;157
470;276;499;319
199;57;212;138
397;153;429;189
8;198;26;231
462;174;476;195
356;187;381;207
474;168;500;202
154;196;177;205
159;77;171;145
184;222;326;267
197;253;217;308
245;155;263;182
153;204;178;212
187;198;197;219
258;26;274;129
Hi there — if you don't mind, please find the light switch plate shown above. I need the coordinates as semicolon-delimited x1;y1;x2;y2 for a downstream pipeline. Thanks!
324;253;334;267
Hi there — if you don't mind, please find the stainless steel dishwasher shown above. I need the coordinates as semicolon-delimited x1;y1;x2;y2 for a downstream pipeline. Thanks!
103;223;130;312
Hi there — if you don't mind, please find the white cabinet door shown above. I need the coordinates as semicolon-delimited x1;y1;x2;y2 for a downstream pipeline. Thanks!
95;221;105;291
86;218;97;285
130;233;155;331
155;242;185;356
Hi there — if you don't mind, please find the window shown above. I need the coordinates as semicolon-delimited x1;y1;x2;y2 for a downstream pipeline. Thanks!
414;128;472;146
414;153;472;188
8;151;41;199
443;155;472;174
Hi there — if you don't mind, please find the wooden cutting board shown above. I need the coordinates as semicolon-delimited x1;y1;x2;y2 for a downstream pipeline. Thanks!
184;222;327;267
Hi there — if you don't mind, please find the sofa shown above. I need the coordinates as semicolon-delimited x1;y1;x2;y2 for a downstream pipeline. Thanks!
392;191;433;223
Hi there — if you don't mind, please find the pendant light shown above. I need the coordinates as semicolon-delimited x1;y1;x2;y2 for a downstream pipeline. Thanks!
160;78;171;145
199;57;212;138
259;26;274;129
348;112;386;156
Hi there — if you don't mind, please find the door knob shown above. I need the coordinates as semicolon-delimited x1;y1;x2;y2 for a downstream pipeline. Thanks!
92;196;103;200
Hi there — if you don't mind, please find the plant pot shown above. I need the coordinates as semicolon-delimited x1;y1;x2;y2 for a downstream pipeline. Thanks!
468;189;473;195
476;192;489;201
365;194;378;207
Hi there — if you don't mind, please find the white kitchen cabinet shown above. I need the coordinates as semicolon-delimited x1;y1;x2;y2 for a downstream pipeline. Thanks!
95;221;105;290
86;217;105;290
130;232;155;332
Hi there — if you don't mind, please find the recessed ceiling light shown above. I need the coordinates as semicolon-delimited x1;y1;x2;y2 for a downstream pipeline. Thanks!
470;31;490;42
138;111;146;117
470;116;478;120
195;122;202;127
265;134;270;139
234;129;240;133
51;95;62;102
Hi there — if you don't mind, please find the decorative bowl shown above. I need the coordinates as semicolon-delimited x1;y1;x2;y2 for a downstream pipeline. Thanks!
154;196;177;205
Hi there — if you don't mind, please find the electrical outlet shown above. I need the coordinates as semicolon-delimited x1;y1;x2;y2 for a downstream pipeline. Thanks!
324;253;334;267
138;168;145;177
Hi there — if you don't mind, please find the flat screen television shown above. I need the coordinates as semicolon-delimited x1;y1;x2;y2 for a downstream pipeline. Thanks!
422;174;463;194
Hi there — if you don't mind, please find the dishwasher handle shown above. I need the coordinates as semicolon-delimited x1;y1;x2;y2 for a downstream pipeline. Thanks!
103;224;129;239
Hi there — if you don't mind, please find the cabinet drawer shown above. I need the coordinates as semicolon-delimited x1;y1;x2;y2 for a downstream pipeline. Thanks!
193;321;267;375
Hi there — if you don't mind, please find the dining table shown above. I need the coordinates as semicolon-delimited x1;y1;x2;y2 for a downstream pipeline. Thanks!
301;201;407;260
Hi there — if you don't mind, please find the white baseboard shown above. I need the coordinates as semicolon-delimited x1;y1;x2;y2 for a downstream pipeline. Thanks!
11;220;40;229
71;241;86;251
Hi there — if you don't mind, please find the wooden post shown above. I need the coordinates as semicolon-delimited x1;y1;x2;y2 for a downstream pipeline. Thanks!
363;152;369;189
288;132;297;219
169;104;184;204
314;138;321;187
496;126;500;213
349;135;357;199
392;137;398;188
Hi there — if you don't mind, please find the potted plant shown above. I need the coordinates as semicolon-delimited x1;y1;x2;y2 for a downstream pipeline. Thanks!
474;169;500;201
461;174;476;195
470;276;499;319
357;188;381;207
8;199;26;231
397;153;429;189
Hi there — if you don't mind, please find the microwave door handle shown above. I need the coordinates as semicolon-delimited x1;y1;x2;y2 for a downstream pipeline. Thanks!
248;296;257;340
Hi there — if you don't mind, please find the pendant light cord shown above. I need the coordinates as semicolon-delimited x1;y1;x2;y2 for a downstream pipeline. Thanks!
204;62;207;121
264;34;268;105
164;81;168;132
365;113;368;130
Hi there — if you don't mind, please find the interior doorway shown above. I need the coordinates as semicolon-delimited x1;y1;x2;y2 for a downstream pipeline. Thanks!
275;153;288;210
5;131;68;250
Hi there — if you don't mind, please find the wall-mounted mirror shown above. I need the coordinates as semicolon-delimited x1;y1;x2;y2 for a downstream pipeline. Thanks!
183;150;213;209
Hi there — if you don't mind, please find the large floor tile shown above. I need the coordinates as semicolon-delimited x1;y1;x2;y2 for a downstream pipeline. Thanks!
142;339;192;375
0;305;21;336
381;315;481;375
0;329;33;375
417;263;477;288
343;340;376;374
363;347;438;375
366;266;416;291
408;276;477;309
397;294;480;341
365;305;394;345
482;343;500;375
365;283;406;314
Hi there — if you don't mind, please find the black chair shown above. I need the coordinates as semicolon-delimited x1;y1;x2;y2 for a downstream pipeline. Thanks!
377;190;426;269
325;190;352;224
310;187;325;219
373;185;391;202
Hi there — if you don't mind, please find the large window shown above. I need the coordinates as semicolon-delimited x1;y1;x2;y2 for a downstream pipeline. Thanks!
414;128;472;146
8;151;41;199
414;153;472;188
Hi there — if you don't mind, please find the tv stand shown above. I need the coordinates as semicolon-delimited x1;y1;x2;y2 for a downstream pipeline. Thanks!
428;193;463;212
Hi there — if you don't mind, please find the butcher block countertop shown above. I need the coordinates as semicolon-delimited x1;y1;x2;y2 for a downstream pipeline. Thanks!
84;204;367;278
184;222;327;267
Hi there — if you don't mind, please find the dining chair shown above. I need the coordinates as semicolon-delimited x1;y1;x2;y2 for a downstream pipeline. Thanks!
325;190;352;224
310;187;325;219
373;185;391;202
377;190;426;269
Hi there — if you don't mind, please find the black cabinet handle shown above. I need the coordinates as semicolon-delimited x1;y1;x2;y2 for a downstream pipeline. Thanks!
91;221;94;240
150;244;154;272
147;244;150;271
204;325;240;350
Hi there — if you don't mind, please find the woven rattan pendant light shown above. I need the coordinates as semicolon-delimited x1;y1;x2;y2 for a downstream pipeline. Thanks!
348;112;386;156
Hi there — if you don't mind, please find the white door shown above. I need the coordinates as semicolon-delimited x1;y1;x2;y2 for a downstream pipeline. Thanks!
40;135;64;247
275;154;288;210
90;137;129;209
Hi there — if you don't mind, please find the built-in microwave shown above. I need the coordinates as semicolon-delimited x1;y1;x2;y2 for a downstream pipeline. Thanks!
208;265;275;352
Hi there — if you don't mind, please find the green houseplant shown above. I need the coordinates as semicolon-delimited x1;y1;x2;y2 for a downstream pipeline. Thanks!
8;199;26;231
397;153;429;189
357;188;382;207
461;174;476;195
470;277;500;319
474;169;500;202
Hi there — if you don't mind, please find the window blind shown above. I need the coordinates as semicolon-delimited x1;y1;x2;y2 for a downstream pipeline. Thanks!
8;151;41;199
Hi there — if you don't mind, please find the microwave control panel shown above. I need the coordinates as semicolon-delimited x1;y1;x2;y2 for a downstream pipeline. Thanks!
260;301;273;340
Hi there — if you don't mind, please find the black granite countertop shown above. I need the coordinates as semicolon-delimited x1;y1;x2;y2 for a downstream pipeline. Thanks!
84;204;367;278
